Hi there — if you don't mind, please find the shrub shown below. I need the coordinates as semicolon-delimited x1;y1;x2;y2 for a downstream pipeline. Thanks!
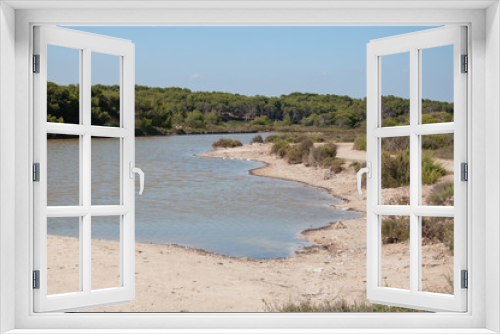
271;139;290;158
427;182;454;206
381;149;446;188
322;157;344;173
381;149;410;188
265;133;324;144
211;138;243;149
381;216;410;244
422;151;447;184
309;143;338;164
306;142;343;173
286;139;314;164
422;217;454;254
265;134;280;143
353;134;367;151
265;298;423;313
305;133;325;143
250;134;264;144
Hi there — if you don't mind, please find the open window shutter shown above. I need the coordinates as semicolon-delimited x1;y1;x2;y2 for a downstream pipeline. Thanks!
33;26;136;312
365;26;467;312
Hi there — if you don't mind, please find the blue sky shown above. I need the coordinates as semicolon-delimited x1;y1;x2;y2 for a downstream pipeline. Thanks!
48;26;453;102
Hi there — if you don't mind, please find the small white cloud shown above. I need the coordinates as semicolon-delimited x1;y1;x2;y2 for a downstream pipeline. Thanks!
320;71;330;76
190;74;203;79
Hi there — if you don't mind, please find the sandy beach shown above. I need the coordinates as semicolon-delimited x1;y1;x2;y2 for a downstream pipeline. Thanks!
48;141;453;312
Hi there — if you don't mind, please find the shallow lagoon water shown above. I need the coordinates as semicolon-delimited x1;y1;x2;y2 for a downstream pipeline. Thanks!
47;133;360;259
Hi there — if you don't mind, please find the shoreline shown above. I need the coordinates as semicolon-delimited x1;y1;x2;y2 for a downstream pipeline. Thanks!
47;141;453;312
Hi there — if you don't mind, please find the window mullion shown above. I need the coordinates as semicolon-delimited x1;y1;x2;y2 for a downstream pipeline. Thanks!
82;48;92;294
409;47;420;294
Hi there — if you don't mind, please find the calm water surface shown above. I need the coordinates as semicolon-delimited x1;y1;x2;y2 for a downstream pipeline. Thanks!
47;133;360;259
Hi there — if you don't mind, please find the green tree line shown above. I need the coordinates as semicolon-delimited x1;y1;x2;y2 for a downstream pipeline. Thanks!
47;82;454;135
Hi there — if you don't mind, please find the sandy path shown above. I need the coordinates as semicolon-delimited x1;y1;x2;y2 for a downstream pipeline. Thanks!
47;142;453;312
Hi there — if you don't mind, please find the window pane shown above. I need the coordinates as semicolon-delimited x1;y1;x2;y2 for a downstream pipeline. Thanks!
92;138;121;205
421;216;454;295
92;216;121;290
47;217;80;295
421;45;454;124
47;45;80;125
91;52;121;127
47;137;80;206
380;215;410;290
381;52;410;127
422;134;454;206
381;136;410;205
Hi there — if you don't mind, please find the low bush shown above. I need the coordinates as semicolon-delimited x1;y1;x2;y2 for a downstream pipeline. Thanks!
250;134;264;144
381;216;410;244
211;138;243;149
322;157;344;173
353;134;366;151
382;215;453;254
427;182;454;206
422;217;454;254
265;134;280;143
286;139;314;164
307;142;343;173
381;149;410;188
309;143;337;163
264;133;324;144
381;149;446;188
271;139;290;158
265;298;424;313
422;151;447;184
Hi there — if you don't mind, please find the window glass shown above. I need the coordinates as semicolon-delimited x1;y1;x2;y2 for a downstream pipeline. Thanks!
47;217;80;295
91;52;121;127
381;52;410;127
47;45;80;125
380;215;410;290
92;216;121;290
421;45;454;124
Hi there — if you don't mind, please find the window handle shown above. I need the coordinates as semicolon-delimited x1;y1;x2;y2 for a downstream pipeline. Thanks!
357;161;371;195
129;162;145;195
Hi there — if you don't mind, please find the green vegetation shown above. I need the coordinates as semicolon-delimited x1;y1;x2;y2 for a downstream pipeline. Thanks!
381;149;447;188
47;82;454;136
381;215;453;254
422;152;448;184
381;149;411;188
427;182;454;206
381;216;410;244
270;140;291;158
381;96;453;127
422;134;454;159
422;217;454;254
353;134;366;151
250;134;264;144
264;298;426;313
265;134;344;173
211;138;243;149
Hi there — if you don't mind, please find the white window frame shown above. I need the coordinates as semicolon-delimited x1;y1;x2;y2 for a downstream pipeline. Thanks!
33;26;136;313
366;26;468;312
0;1;499;333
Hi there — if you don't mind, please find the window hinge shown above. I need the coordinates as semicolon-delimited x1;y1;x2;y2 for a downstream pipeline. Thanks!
461;54;468;73
461;270;468;289
33;270;40;289
461;162;468;181
33;54;40;73
33;163;40;182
